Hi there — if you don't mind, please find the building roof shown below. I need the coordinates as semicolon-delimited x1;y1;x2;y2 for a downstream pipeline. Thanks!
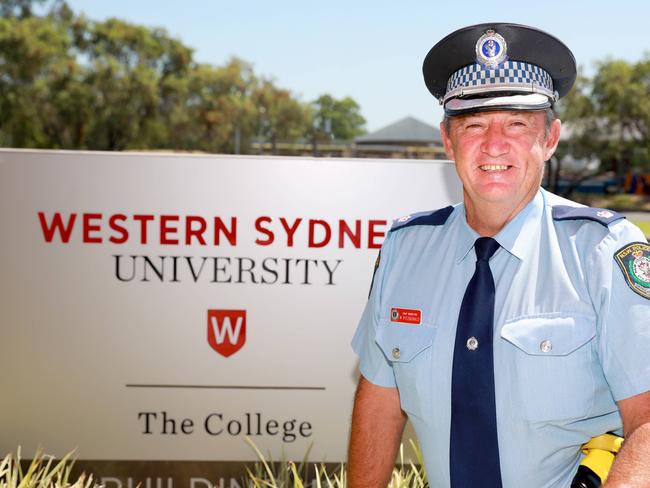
355;116;442;145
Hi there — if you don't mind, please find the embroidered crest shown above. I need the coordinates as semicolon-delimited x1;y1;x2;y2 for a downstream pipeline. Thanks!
614;242;650;299
475;29;508;68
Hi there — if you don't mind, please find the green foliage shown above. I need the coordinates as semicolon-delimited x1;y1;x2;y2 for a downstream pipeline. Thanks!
0;0;48;18
0;12;75;147
254;79;311;151
312;94;366;141
0;0;366;153
557;56;650;171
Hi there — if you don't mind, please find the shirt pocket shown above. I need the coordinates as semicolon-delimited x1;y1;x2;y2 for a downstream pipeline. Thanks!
500;313;597;421
375;319;437;416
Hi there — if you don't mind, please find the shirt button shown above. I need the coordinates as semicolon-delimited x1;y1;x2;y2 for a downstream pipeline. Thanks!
466;336;479;351
540;340;552;353
392;347;401;360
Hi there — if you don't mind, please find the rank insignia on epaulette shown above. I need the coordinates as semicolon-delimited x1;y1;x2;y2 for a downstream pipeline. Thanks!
552;205;624;226
614;242;650;299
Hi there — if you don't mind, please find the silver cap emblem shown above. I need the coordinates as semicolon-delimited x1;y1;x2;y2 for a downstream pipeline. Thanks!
475;29;508;68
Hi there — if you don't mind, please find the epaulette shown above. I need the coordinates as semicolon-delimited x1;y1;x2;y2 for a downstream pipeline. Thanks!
552;205;625;227
390;205;454;232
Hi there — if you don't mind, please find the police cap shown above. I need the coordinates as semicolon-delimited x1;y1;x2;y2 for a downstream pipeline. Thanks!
423;23;576;115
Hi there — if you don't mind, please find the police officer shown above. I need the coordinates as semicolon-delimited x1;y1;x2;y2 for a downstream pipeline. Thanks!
348;23;650;487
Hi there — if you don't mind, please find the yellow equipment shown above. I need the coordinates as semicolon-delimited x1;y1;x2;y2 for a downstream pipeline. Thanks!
571;433;624;488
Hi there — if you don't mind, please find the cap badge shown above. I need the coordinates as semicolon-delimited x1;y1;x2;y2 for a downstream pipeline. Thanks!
475;29;507;68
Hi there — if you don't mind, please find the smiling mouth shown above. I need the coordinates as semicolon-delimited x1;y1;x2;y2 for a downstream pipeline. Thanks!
479;164;512;172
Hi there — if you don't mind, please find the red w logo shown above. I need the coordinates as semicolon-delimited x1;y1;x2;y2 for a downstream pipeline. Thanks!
207;310;246;357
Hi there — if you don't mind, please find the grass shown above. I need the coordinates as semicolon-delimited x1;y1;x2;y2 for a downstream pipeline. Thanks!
2;442;428;488
0;448;100;488
244;437;428;488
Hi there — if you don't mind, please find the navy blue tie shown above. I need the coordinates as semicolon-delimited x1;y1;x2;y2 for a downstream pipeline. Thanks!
450;237;502;487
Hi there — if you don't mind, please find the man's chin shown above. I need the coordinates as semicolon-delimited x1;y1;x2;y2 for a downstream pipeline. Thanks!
466;186;540;214
467;185;520;205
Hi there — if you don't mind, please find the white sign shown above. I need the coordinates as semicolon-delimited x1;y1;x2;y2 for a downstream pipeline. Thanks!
0;149;462;462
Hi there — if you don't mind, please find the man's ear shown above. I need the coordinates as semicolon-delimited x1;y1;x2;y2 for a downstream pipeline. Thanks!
440;121;455;160
543;118;562;161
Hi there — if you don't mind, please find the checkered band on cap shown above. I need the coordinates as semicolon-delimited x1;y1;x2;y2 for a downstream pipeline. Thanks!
443;60;555;103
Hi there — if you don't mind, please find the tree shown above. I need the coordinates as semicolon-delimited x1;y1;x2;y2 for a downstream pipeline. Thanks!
311;94;366;141
0;0;48;18
177;58;260;153
556;56;650;194
0;12;81;148
0;1;366;155
0;2;193;150
253;79;310;153
79;17;194;150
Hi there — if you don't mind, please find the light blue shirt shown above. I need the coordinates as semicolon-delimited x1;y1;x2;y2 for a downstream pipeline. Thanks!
352;188;650;488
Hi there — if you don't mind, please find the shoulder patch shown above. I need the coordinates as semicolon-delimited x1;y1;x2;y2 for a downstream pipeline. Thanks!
614;242;650;300
390;206;454;232
552;205;625;227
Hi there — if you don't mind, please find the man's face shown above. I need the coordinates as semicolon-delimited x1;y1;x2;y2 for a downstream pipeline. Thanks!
440;110;561;211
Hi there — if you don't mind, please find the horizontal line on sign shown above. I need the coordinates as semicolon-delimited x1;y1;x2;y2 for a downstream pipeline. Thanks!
126;384;326;391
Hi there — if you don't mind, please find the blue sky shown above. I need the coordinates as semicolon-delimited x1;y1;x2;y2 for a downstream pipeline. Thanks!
67;0;649;132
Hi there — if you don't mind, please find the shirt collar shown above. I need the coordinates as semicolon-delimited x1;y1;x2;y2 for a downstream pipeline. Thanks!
455;207;480;263
455;190;545;263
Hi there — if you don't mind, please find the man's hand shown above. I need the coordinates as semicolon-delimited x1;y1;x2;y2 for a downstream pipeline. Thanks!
604;390;650;487
348;376;407;488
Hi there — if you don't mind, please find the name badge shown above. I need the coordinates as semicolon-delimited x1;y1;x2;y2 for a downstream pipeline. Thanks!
390;307;422;325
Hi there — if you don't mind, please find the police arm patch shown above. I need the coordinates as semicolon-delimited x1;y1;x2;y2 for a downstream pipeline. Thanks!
614;242;650;300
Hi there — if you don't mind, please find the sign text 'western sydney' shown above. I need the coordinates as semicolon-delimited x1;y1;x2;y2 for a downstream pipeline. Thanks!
38;213;388;249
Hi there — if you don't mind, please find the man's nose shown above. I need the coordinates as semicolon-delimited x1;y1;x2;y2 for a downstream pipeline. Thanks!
480;123;509;157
